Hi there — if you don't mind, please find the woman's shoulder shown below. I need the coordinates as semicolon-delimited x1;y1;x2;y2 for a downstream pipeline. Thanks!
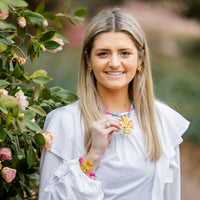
46;101;80;120
154;100;190;147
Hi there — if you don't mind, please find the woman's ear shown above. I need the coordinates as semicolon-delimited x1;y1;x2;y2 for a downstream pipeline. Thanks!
85;51;91;66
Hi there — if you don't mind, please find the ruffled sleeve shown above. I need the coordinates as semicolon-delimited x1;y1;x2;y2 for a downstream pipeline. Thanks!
151;101;190;200
39;102;104;200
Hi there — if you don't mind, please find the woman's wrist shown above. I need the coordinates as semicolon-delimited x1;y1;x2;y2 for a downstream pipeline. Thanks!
84;151;101;173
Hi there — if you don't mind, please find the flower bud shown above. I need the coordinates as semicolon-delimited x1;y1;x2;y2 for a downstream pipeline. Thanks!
0;147;12;161
42;19;48;28
18;113;25;120
0;10;9;20
17;57;26;66
18;17;26;28
43;131;53;151
0;89;8;96
1;167;16;183
15;90;29;110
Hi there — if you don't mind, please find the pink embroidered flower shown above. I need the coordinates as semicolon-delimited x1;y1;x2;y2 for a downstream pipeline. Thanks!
0;89;8;96
18;17;26;28
43;131;53;151
1;167;16;183
0;10;9;20
44;37;64;53
15;90;28;110
0;147;12;161
42;19;48;28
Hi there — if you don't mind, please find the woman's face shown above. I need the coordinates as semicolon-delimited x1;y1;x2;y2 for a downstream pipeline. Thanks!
88;32;141;94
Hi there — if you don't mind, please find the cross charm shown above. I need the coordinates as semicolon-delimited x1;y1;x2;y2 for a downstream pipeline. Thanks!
121;116;134;134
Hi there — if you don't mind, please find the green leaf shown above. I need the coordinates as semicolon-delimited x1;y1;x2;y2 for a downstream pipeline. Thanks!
24;119;42;132
23;110;36;120
0;44;7;52
50;86;63;94
32;75;52;85
55;17;63;29
0;95;18;108
38;30;56;42
0;21;16;30
30;69;47;79
7;0;28;7
34;133;46;147
73;7;87;17
0;123;5;142
43;12;57;20
28;105;46;116
0;79;9;89
42;40;61;50
52;90;78;102
24;10;45;25
0;105;8;114
39;87;51;100
16;119;25;133
0;2;8;12
17;24;27;42
0;34;14;45
35;2;45;14
12;63;24;78
12;105;19;117
27;146;35;169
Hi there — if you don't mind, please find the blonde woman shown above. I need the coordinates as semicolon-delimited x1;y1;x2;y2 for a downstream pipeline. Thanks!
39;8;189;200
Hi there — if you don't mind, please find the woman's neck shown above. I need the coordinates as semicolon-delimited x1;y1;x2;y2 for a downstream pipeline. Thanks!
98;87;131;114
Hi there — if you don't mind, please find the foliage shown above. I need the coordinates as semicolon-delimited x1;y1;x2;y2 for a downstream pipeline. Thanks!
0;0;86;199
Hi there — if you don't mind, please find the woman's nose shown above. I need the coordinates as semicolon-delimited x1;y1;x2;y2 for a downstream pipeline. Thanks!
109;54;120;68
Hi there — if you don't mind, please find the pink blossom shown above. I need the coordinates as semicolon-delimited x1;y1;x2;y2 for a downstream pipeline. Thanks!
0;147;12;161
43;131;53;151
0;10;9;20
0;89;8;96
1;167;16;183
18;17;26;28
15;90;29;110
43;37;64;53
42;19;48;28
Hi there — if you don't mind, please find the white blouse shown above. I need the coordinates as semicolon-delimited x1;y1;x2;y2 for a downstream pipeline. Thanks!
39;101;190;200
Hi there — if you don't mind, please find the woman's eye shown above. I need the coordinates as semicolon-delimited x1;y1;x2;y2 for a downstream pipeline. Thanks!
121;52;130;56
97;52;108;57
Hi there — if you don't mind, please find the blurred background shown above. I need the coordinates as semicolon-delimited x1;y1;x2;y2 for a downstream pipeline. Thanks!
26;0;200;199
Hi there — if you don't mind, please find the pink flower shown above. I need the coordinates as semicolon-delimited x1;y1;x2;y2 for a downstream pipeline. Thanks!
1;167;16;183
15;90;28;110
0;147;12;161
0;10;9;20
18;17;26;28
0;89;8;96
45;37;64;53
43;131;53;151
42;19;48;28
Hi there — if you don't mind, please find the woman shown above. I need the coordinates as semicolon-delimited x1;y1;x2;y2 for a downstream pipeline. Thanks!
39;7;189;200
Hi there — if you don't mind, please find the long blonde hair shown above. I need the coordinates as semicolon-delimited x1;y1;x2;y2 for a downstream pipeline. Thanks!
78;7;162;161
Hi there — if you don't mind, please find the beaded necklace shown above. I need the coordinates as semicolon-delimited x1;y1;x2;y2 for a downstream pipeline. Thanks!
103;103;134;134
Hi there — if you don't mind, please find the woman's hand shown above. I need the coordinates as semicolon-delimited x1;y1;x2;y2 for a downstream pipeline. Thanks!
84;116;122;172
